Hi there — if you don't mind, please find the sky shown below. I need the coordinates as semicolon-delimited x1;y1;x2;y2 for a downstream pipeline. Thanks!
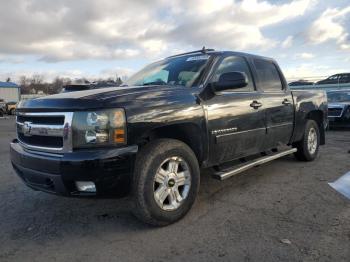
0;0;349;83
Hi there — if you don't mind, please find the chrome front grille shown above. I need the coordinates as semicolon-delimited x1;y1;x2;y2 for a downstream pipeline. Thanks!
16;112;74;153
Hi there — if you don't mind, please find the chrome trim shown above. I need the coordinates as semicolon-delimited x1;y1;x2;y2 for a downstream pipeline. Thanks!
16;112;74;154
17;122;64;137
327;107;344;118
266;123;293;129
153;156;191;211
222;127;266;136
211;127;238;135
213;148;297;180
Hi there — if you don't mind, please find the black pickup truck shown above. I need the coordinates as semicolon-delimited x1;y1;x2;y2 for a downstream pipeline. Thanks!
11;49;327;226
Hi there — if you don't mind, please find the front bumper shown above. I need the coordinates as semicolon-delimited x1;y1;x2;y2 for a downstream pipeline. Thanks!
10;139;137;197
328;117;350;128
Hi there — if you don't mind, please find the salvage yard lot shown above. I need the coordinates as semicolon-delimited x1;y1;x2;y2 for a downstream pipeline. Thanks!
0;117;349;262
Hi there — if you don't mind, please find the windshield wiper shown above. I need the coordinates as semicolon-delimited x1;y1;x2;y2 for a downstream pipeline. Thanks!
142;81;166;86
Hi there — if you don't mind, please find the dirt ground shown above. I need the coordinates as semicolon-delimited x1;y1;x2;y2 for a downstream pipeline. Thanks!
0;116;349;262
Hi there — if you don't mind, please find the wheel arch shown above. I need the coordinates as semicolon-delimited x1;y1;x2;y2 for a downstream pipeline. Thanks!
136;123;207;165
306;110;325;145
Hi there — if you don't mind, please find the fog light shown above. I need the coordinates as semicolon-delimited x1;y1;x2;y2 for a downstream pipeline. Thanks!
75;181;96;193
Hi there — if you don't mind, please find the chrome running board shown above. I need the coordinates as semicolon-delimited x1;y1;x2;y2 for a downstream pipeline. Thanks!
213;148;297;181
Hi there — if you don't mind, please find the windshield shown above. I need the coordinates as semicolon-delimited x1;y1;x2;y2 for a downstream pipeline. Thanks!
126;54;211;88
327;91;350;102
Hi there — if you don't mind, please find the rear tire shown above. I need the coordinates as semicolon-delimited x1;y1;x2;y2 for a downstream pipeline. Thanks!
132;139;200;226
9;108;15;115
293;120;320;161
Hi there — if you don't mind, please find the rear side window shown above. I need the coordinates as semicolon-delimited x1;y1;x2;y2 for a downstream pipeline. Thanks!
212;56;255;92
254;59;283;91
340;74;350;83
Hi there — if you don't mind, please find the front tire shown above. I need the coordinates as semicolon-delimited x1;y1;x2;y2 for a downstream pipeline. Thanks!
132;139;200;226
293;120;320;161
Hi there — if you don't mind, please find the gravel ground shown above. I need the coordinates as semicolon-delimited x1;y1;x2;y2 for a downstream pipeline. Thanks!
0;117;349;262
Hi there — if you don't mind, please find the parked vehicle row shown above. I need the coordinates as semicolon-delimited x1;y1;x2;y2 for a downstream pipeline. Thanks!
0;99;6;117
5;101;17;115
317;73;350;85
288;73;350;86
61;82;120;93
288;80;314;86
0;99;17;116
327;90;350;128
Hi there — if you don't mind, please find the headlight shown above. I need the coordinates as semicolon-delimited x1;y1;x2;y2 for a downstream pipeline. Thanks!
72;109;126;148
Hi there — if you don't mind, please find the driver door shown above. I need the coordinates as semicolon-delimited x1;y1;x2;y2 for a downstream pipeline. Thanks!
204;55;266;164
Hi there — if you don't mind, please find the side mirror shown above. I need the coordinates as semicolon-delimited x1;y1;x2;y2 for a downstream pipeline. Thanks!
213;71;248;92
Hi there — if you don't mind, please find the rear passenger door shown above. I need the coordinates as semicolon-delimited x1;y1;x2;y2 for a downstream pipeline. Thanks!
253;59;294;150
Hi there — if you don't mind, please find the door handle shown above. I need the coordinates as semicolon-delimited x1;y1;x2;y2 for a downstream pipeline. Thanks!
250;100;262;109
282;99;291;105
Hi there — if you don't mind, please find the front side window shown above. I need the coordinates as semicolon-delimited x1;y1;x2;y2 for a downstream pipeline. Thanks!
211;56;254;91
254;59;283;91
328;75;338;80
126;54;211;88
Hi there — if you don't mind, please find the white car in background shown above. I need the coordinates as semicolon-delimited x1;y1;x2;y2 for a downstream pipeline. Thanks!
0;99;7;117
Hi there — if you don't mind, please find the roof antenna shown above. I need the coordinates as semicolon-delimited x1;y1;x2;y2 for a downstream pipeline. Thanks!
201;46;206;53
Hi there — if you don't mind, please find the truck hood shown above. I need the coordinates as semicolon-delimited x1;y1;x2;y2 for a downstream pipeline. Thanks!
17;85;193;112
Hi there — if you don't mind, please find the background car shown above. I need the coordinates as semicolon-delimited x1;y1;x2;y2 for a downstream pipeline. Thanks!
317;73;350;85
61;82;118;93
327;90;350;128
5;101;17;115
0;99;6;117
288;80;314;86
61;84;94;93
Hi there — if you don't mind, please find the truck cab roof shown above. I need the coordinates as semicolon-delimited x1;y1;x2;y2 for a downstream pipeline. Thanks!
167;49;275;62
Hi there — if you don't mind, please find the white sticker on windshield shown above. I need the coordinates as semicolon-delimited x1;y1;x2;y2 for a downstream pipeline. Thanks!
186;55;210;62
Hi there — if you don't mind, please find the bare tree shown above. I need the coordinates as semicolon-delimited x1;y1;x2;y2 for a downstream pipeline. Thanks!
19;76;27;86
50;77;64;94
30;74;44;85
115;76;123;86
19;76;31;94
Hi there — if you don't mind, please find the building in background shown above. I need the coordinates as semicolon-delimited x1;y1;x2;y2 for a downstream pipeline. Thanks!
0;82;20;102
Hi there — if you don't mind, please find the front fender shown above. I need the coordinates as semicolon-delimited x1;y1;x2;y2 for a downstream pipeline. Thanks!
124;88;208;162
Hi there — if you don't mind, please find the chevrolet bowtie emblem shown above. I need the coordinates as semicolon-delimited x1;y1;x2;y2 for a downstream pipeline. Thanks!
23;121;32;136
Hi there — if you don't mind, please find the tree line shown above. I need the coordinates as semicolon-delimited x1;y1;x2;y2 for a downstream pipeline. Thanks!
17;75;124;95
